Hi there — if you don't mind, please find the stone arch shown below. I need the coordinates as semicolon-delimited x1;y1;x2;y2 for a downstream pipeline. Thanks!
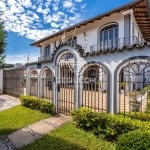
114;56;150;117
79;61;110;112
40;67;54;100
28;68;38;75
54;46;78;115
54;45;78;65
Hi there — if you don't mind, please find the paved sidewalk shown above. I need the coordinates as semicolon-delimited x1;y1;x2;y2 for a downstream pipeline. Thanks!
0;95;20;112
4;116;71;149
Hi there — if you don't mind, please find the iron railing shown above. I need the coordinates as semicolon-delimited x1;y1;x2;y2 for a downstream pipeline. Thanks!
98;36;143;52
34;36;144;63
38;55;51;62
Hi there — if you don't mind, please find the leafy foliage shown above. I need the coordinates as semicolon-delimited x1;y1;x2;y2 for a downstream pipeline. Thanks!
19;95;54;114
116;130;150;150
71;108;150;141
0;20;7;67
0;21;6;54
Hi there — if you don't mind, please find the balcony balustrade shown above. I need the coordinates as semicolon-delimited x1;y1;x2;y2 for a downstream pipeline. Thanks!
98;36;143;52
29;36;144;64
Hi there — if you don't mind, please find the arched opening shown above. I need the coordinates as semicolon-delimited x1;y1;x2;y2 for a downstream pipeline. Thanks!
81;63;108;112
40;68;53;101
29;69;38;97
56;51;75;115
116;58;150;118
99;23;118;51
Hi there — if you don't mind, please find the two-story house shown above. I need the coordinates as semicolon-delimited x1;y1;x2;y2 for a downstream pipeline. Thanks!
26;0;150;116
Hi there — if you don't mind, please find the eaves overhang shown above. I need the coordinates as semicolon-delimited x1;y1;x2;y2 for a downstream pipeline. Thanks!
31;0;143;47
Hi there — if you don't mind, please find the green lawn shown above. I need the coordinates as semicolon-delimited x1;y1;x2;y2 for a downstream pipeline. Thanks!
21;123;115;150
0;106;50;136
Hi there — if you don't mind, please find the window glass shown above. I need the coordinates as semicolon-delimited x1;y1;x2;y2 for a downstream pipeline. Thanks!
99;24;118;50
44;45;50;59
100;24;118;42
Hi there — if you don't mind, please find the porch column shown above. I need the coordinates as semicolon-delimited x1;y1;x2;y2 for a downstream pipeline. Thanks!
39;76;43;98
78;75;83;108
109;72;114;114
52;76;56;109
74;65;79;109
37;73;40;98
26;74;30;95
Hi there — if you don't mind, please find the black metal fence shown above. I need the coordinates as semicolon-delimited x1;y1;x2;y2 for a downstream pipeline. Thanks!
81;65;108;112
57;63;75;115
118;61;150;119
40;68;53;101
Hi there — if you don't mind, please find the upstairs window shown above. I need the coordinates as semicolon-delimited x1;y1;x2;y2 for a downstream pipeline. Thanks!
99;23;118;50
44;45;51;60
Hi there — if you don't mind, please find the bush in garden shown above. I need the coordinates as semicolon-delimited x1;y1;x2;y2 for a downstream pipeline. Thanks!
71;108;150;141
71;107;96;130
19;95;53;114
116;130;150;150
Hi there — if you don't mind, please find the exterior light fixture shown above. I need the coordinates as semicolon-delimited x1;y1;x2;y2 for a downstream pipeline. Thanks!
83;32;88;42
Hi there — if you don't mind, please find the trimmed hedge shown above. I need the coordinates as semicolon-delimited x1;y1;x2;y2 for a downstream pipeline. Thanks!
128;112;150;121
116;130;150;150
71;108;150;141
19;95;54;114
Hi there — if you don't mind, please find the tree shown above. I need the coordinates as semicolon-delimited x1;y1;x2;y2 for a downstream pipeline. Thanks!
0;20;7;67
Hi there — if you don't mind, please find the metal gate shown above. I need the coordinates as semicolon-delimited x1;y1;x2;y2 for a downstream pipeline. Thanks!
3;67;26;97
118;60;150;118
41;68;53;101
29;69;38;97
81;64;108;112
57;53;75;115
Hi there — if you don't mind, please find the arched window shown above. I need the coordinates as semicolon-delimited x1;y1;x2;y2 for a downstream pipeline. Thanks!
59;52;74;61
88;68;97;78
44;45;51;60
99;24;118;50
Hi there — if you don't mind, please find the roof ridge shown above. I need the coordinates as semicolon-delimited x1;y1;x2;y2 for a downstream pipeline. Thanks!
31;0;143;46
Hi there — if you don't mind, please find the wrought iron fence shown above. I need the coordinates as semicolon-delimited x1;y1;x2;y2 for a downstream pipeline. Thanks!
118;61;150;120
80;64;108;112
57;61;75;115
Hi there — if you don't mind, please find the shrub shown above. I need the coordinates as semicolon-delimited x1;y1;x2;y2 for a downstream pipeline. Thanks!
19;95;54;114
71;108;150;141
129;112;150;121
116;130;150;150
71;107;95;130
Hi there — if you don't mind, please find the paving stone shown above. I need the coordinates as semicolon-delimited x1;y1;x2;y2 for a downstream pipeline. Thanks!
0;95;20;112
8;128;37;149
0;139;8;150
28;121;54;135
43;116;71;127
0;136;16;150
7;116;70;149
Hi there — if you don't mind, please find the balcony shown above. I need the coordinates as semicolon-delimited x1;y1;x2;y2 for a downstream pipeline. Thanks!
97;36;144;52
26;36;145;65
38;55;51;62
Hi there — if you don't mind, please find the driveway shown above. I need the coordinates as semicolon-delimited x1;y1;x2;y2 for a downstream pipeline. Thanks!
0;95;20;112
